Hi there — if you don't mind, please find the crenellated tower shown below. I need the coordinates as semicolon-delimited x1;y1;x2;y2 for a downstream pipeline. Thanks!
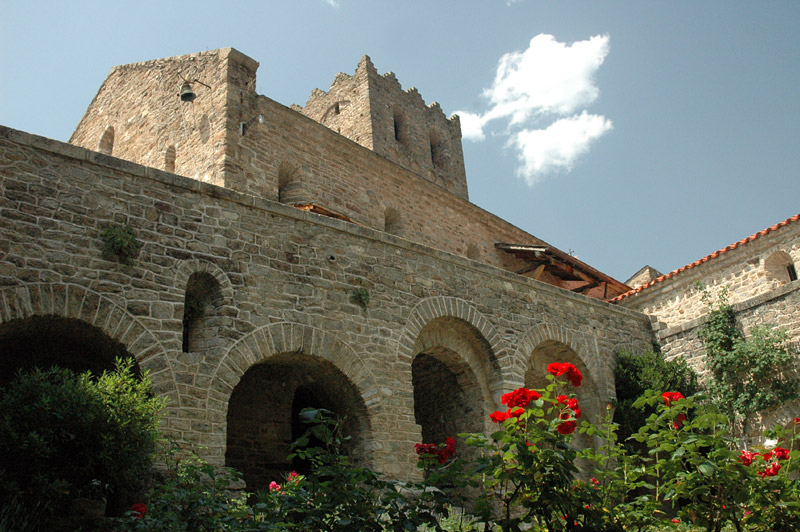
295;56;468;199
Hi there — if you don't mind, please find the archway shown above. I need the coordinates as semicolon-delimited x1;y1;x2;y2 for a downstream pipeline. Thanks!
411;317;499;453
182;271;224;353
525;339;603;457
225;352;370;491
0;315;137;386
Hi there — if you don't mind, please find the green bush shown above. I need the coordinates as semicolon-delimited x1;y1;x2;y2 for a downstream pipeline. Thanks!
613;350;698;447
0;359;164;528
101;223;143;265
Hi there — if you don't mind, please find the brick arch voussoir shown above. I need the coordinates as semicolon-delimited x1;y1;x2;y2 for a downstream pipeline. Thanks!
398;296;510;379
207;322;378;425
0;283;179;403
174;259;235;305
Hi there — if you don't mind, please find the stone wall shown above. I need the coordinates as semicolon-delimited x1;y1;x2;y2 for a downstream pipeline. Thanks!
296;56;468;199
618;219;799;331
66;48;563;278
618;217;800;411
651;281;800;372
0;125;654;482
70;48;247;188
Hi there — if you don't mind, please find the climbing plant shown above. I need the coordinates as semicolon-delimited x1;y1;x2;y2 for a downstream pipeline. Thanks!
698;285;800;437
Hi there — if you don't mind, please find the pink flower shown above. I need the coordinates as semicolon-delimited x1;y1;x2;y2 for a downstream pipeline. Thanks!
269;481;282;492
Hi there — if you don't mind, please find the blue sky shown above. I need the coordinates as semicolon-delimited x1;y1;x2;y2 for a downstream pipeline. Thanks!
2;1;798;282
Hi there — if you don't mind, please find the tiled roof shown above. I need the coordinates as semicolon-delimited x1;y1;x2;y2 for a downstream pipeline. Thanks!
609;213;800;303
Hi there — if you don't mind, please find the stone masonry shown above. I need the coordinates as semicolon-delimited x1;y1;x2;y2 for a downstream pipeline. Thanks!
0;47;684;489
616;215;800;375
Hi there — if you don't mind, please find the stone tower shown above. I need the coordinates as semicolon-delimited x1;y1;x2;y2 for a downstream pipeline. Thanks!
295;56;469;200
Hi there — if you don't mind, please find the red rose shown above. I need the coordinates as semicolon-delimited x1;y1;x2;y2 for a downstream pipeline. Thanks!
773;447;790;460
501;388;541;409
739;450;760;466
759;461;781;478
557;395;581;418
661;391;685;406
131;503;147;519
672;413;686;429
557;420;577;435
415;443;438;456
490;410;510;423
547;362;583;387
436;437;456;463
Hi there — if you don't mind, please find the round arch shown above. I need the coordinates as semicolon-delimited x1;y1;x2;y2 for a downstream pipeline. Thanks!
397;296;513;392
174;259;235;305
208;322;379;476
512;322;613;401
0;283;177;402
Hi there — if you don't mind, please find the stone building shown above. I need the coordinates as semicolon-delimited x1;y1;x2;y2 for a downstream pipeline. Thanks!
614;214;800;373
0;47;796;490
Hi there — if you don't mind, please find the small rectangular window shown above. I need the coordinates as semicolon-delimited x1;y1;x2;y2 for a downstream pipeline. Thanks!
788;264;798;281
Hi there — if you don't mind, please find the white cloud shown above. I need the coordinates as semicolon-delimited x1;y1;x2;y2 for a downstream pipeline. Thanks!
457;111;488;142
507;112;613;185
322;0;340;7
455;33;612;184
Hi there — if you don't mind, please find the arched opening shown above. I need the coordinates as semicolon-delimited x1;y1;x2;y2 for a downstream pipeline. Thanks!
164;145;176;173
525;340;602;458
0;315;136;387
764;250;797;285
393;108;409;146
429;130;445;169
182;272;224;353
277;160;301;204
384;207;402;235
412;317;499;452
413;352;483;445
99;126;115;156
225;352;369;491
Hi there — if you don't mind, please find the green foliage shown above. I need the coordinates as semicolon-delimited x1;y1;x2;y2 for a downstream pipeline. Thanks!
101;223;143;265
0;359;164;529
698;286;800;435
257;408;464;531
632;392;751;532
613;350;699;447
463;373;590;531
581;407;664;531
118;450;258;532
350;287;370;310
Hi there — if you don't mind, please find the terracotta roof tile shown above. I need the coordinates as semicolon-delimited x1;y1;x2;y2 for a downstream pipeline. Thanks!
609;213;800;303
